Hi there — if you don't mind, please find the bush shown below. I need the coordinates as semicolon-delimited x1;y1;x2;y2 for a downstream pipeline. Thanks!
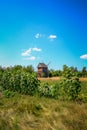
38;83;51;97
38;83;60;99
0;86;3;92
59;67;81;100
38;66;81;100
1;70;40;96
3;90;16;98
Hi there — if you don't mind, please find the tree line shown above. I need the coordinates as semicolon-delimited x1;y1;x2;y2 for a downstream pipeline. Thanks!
0;65;87;78
49;65;87;78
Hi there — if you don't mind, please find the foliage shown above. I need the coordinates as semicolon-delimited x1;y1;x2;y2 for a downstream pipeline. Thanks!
38;82;60;99
23;65;34;73
49;69;62;77
1;69;40;96
3;90;16;98
0;64;86;101
38;83;51;97
81;67;87;77
78;81;87;102
59;65;81;100
48;65;87;78
39;66;81;100
0;86;3;92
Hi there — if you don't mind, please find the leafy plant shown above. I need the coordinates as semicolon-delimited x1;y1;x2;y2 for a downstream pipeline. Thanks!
38;83;51;97
59;66;81;100
1;70;40;96
3;90;16;98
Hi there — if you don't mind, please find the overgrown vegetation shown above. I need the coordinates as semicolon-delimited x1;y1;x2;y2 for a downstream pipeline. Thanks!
0;94;87;130
0;65;87;129
59;65;81;100
0;65;86;101
0;71;39;96
38;65;82;101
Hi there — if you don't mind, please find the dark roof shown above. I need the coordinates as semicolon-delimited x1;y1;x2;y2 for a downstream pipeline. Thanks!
37;63;47;68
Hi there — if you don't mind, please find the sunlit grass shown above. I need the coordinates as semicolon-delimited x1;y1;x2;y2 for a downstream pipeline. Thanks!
0;80;87;129
0;93;87;130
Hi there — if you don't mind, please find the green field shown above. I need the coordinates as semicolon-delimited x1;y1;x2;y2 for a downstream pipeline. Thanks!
0;81;87;130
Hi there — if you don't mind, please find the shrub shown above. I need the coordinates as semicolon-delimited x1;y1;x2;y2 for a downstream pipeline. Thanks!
59;67;81;100
38;83;51;97
38;83;60;99
3;90;16;98
1;70;40;96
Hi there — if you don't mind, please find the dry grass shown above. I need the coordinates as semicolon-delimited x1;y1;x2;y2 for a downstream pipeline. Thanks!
38;77;60;81
0;79;87;130
38;77;87;81
0;95;87;130
80;77;87;81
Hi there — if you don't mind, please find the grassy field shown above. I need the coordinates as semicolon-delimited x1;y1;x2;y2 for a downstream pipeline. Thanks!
0;80;87;130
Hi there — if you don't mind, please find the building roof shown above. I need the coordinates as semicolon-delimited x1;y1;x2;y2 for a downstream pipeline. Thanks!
37;63;47;68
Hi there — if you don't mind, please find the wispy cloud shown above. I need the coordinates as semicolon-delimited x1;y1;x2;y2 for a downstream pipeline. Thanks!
35;33;42;38
32;47;42;52
80;54;87;59
21;47;42;61
35;33;57;41
24;56;36;61
48;35;57;41
21;48;32;56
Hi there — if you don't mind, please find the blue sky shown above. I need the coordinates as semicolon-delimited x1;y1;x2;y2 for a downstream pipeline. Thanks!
0;0;87;70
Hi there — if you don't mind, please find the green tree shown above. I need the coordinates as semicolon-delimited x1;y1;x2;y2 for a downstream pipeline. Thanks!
81;67;87;77
24;65;35;73
12;65;23;72
49;69;62;77
0;66;4;85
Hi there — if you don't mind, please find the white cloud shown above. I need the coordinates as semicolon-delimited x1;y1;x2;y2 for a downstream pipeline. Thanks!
24;56;36;61
35;33;41;38
21;48;32;56
80;54;87;59
32;47;42;52
35;33;57;41
21;47;42;61
49;35;57;39
21;47;42;57
48;35;57;41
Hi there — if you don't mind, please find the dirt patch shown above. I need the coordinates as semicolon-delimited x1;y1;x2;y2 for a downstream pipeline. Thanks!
80;78;87;81
38;77;87;81
38;77;60;81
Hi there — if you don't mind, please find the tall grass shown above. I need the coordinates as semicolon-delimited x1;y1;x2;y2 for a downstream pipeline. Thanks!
0;92;87;130
0;80;87;129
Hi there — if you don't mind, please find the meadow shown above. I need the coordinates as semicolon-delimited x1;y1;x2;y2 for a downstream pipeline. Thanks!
0;80;87;130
